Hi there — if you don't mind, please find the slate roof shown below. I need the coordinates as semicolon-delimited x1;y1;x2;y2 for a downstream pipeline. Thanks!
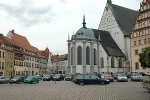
92;29;126;57
109;4;138;36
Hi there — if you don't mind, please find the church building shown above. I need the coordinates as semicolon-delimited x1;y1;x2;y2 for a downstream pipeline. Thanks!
67;0;138;74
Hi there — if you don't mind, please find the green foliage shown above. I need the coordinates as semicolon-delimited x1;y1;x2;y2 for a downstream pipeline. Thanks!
139;46;150;68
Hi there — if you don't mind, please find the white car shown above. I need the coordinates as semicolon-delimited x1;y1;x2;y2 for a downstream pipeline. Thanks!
117;73;128;82
131;73;143;82
0;76;7;83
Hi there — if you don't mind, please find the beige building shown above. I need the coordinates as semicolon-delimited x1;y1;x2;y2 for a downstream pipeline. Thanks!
0;34;15;78
130;0;150;73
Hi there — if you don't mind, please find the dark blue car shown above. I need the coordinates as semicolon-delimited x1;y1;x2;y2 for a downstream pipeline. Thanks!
43;75;53;81
74;75;110;86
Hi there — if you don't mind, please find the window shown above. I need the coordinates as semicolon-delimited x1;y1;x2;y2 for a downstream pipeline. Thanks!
77;46;82;65
0;51;1;57
111;57;115;68
86;46;90;65
134;41;136;45
94;48;97;65
119;58;122;68
135;62;139;70
2;62;4;69
148;38;150;43
71;47;73;65
139;40;141;44
3;52;4;58
144;39;147;43
135;49;138;55
101;57;104;68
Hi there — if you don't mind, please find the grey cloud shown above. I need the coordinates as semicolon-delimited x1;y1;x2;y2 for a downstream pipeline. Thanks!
0;0;56;27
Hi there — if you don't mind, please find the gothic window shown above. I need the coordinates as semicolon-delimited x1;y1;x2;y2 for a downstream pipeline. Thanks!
94;48;97;65
86;46;90;65
119;58;122;68
71;47;73;65
101;57;104;68
77;46;82;65
111;57;115;68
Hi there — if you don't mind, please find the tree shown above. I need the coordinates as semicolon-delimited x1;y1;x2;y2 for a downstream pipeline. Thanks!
139;46;150;68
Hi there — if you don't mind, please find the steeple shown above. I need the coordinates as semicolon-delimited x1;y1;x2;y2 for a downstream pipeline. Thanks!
107;0;112;4
82;15;86;28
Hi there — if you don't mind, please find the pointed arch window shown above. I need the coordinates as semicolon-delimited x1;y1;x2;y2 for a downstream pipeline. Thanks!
77;46;82;65
119;58;123;68
86;46;90;65
101;57;104;68
111;57;115;68
71;47;73;65
94;48;97;65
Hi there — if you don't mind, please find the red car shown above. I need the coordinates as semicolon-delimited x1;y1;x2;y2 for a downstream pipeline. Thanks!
104;74;114;82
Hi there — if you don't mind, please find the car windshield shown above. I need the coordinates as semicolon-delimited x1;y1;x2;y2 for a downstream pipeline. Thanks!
66;75;71;77
44;75;50;77
26;76;33;79
118;74;126;77
0;76;4;79
13;76;20;79
133;73;140;76
54;74;60;77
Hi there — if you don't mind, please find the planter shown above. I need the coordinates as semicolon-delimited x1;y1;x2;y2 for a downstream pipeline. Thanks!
142;83;148;89
147;84;150;93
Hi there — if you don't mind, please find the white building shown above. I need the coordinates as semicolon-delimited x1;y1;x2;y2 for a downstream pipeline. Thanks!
98;0;138;72
67;15;126;74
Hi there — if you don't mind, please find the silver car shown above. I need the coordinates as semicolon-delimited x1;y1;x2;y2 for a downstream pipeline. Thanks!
131;73;143;82
117;73;128;82
0;76;7;83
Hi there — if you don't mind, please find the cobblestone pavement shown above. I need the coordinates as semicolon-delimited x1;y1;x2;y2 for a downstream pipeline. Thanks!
0;80;150;100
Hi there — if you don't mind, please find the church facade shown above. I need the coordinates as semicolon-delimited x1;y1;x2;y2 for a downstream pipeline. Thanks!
67;0;138;74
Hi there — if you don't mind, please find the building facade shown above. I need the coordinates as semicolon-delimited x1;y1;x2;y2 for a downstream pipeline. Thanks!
98;0;138;72
130;0;150;73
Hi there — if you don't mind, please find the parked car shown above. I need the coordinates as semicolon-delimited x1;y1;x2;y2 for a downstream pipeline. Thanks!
64;74;72;81
43;75;53;81
9;75;27;84
74;75;110;86
131;73;143;82
34;75;42;80
53;74;64;81
104;74;114;82
114;72;123;80
24;76;39;84
125;72;132;78
117;73;128;82
0;76;8;83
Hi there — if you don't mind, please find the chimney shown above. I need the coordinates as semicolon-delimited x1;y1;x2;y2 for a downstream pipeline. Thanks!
0;33;3;37
11;30;14;33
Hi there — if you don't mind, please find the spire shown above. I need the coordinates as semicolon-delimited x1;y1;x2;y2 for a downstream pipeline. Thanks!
68;34;70;40
107;0;112;4
82;14;86;28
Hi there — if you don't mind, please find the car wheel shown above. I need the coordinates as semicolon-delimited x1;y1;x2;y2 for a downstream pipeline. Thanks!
101;82;105;85
80;82;84;86
24;82;26;84
37;81;39;83
30;81;33;84
10;82;12;84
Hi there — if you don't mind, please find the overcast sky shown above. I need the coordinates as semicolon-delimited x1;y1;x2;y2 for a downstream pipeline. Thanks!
0;0;142;55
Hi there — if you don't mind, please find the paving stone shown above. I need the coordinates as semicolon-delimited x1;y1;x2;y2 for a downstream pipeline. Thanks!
0;80;150;100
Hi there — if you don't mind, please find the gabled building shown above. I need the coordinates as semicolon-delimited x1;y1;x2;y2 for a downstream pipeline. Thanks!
51;54;59;73
98;0;138;72
6;30;48;76
130;0;150;73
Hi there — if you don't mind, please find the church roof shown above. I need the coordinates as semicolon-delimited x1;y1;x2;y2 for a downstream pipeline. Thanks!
109;4;138;36
93;29;125;57
74;27;96;40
